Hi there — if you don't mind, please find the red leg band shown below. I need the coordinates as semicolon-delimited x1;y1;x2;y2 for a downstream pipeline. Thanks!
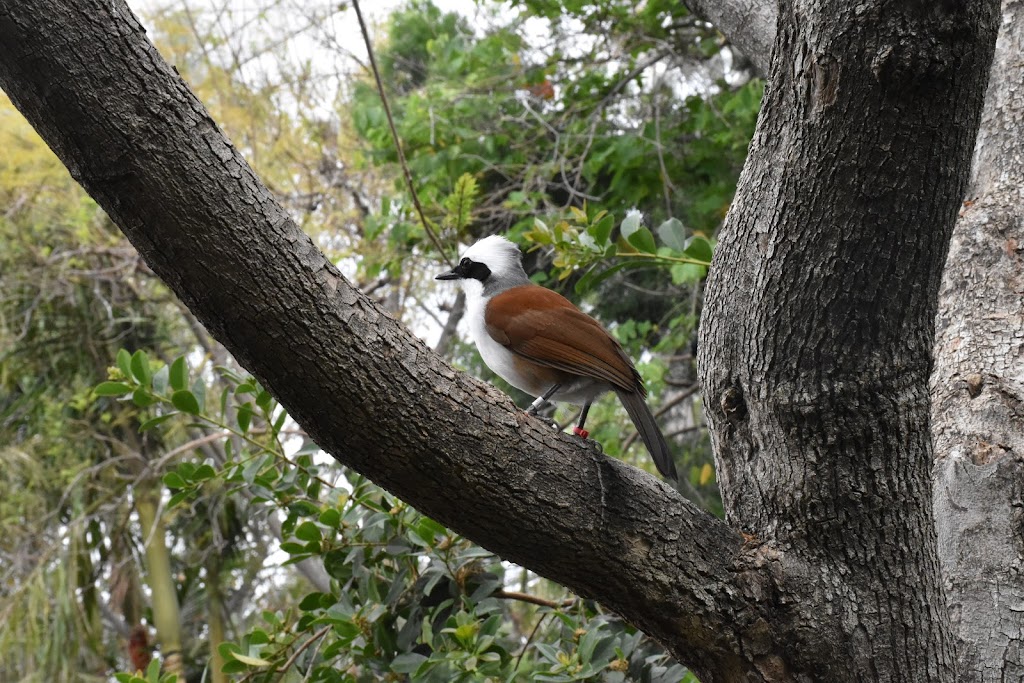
573;426;589;439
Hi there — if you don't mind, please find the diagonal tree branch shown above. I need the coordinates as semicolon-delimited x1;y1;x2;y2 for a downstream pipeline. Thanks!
0;2;804;679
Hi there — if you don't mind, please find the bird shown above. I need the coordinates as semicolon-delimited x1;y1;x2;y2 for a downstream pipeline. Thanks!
436;235;678;481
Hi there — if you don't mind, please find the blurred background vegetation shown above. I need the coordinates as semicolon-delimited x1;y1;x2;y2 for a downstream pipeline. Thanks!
0;0;760;680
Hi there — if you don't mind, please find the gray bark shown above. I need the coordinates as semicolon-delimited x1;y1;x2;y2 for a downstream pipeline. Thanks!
931;2;1024;680
0;0;1003;681
687;0;1024;679
682;0;776;75
698;0;999;680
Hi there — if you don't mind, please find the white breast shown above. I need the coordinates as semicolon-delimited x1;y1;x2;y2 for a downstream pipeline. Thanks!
465;287;528;391
462;282;608;405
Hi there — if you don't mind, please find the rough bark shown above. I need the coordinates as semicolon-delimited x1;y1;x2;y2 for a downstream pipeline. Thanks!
931;2;1024;680
682;0;776;75
698;0;999;681
680;0;1024;678
0;0;1002;681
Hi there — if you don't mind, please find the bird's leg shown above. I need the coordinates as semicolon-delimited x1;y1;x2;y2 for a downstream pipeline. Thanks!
526;383;561;416
573;402;592;439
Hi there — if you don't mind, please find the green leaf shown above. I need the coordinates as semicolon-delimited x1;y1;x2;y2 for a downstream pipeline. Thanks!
151;365;169;395
279;542;308;555
626;226;657;254
656;217;686;251
168;491;193;508
171;390;200;415
163;471;187;489
218;642;241;658
319;508;341;528
295;441;320;456
391;653;428;674
230;652;271;667
289;500;320;517
169;357;188;392
248;629;270;645
683;235;714;263
116;348;132;380
272;410;287;436
299;592;328;611
670;263;707;284
191;378;206;413
139;413;177;432
145;656;162;683
295;521;322;542
130;350;151;385
193;464;217;481
237;402;253;432
454;622;477;646
255;389;272;411
589;212;614;246
94;381;132;397
132;388;157;408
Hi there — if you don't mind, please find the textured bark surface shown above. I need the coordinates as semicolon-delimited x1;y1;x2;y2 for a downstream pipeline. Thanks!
683;0;1024;678
698;0;999;680
0;0;1003;681
681;0;775;74
931;3;1024;680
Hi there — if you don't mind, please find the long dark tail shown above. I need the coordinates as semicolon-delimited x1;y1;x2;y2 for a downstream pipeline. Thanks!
615;389;677;481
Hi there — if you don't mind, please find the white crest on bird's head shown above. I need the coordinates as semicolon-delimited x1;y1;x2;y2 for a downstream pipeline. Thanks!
462;235;524;277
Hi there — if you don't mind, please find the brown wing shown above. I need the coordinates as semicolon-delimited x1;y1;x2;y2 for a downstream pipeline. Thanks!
485;285;643;394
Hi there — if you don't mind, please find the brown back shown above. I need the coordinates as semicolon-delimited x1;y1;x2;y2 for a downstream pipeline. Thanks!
484;285;644;395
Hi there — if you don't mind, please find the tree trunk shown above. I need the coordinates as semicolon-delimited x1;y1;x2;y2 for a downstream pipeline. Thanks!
698;0;999;680
931;3;1024;680
0;0;1001;680
681;0;1024;677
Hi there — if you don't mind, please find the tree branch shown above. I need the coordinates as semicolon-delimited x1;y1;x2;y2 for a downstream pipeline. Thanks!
681;0;777;74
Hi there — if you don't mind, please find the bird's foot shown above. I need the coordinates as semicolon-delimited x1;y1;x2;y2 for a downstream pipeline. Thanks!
522;408;558;429
573;427;603;452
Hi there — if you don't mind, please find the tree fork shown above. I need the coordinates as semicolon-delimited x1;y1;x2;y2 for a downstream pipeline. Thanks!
700;0;1000;680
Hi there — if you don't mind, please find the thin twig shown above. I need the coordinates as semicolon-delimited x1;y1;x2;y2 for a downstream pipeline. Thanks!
514;612;549;674
351;0;454;269
277;625;332;676
434;290;466;357
653;82;676;218
494;590;576;609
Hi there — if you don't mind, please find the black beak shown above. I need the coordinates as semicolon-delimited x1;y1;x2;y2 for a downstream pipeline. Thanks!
435;265;465;281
